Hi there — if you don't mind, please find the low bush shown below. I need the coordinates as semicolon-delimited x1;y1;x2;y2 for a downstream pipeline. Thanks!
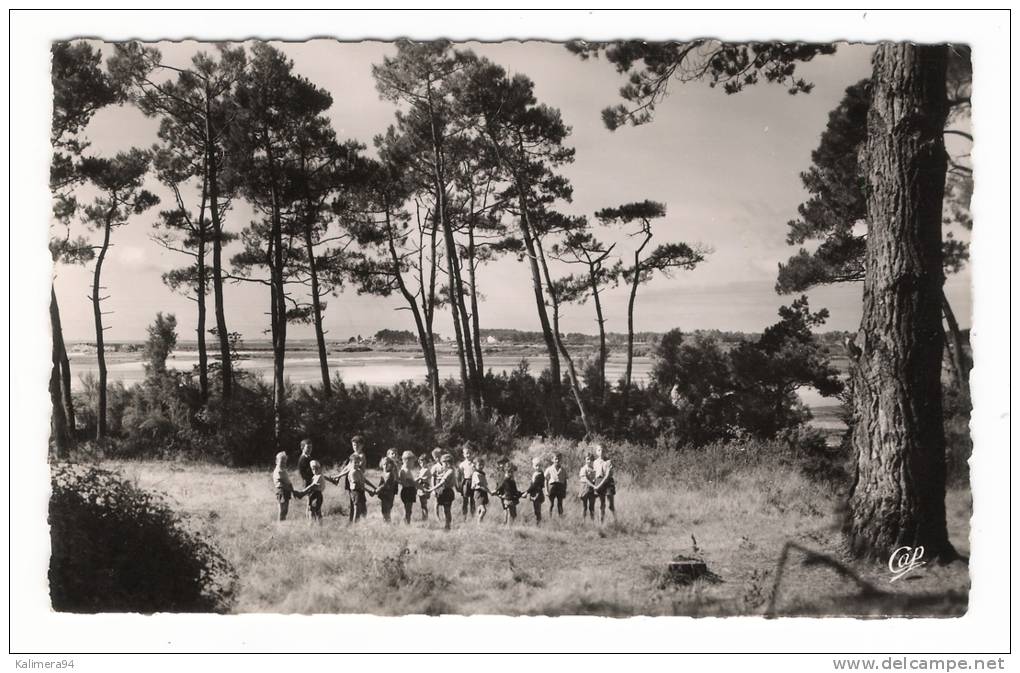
49;463;237;613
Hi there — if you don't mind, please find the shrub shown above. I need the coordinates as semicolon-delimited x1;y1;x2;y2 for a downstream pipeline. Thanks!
49;463;237;613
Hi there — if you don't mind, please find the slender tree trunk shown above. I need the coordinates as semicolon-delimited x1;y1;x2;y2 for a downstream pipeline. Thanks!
195;242;209;401
304;222;332;396
425;85;473;421
417;211;442;426
941;290;969;396
845;43;955;561
50;285;71;457
550;300;592;436
623;231;652;409
518;202;562;387
51;283;75;434
535;237;591;435
467;225;485;405
59;345;74;434
91;215;114;441
195;181;210;402
450;241;481;411
624;259;639;407
49;358;70;457
267;142;287;449
445;256;472;423
483;129;561;393
590;269;608;403
385;207;440;425
425;236;442;427
206;90;233;399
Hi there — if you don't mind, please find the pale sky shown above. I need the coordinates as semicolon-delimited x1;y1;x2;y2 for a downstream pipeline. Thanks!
53;40;972;342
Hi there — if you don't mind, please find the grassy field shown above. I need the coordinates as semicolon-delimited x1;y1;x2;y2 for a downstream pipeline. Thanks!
106;452;970;617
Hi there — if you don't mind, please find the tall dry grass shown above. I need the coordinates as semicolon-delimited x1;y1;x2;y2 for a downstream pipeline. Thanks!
102;436;970;617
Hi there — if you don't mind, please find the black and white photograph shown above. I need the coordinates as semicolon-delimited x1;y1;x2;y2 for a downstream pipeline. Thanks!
8;7;1012;661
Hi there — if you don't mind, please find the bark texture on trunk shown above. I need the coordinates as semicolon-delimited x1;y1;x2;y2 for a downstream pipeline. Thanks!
845;43;954;561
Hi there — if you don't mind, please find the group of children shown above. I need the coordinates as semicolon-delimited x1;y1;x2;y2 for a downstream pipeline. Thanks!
272;435;617;530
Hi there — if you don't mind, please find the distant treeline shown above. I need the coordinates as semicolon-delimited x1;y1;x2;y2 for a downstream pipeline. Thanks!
478;327;854;349
69;328;856;352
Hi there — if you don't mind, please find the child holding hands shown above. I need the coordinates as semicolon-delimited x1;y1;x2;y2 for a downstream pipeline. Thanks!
493;462;522;526
523;456;546;525
470;457;490;523
578;454;598;521
346;454;377;522
425;453;458;531
398;451;418;524
292;460;341;524
272;451;298;521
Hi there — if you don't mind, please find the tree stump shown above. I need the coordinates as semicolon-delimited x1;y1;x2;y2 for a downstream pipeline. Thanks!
668;555;709;584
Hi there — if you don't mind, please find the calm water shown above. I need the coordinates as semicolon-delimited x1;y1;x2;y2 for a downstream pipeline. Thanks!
70;351;646;390
67;350;837;409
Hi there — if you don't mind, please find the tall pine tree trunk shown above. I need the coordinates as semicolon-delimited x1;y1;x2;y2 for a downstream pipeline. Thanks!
59;331;74;433
50;284;72;457
426;87;473;422
267;147;287;449
449;242;481;411
535;237;591;435
467;225;485;405
386;209;441;425
304;223;332;396
483;129;561;396
195;243;209;401
624;260;638;405
206;91;233;400
91;215;113;441
51;282;75;433
417;213;443;427
194;175;210;401
590;270;608;403
845;43;955;562
517;202;562;391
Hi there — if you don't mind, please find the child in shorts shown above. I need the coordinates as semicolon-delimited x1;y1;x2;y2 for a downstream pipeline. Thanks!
272;451;297;521
415;454;432;521
578;454;598;521
346;454;377;522
493;462;522;525
458;444;477;521
376;455;399;523
593;444;617;523
523;456;546;525
292;460;340;524
471;457;490;523
398;450;418;524
425;453;457;531
544;452;567;517
429;447;444;518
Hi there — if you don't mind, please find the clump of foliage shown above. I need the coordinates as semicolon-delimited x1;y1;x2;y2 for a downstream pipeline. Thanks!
49;463;237;613
648;297;844;444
